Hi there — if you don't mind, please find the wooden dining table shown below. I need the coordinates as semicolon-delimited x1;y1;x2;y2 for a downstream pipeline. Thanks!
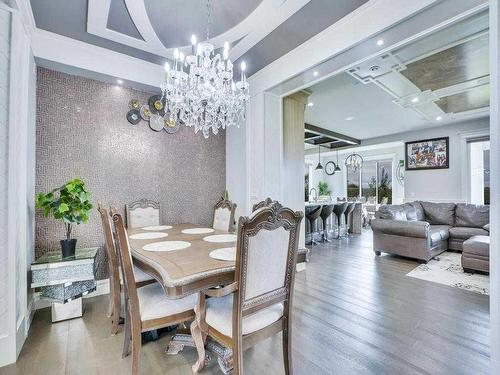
128;223;237;299
128;223;237;372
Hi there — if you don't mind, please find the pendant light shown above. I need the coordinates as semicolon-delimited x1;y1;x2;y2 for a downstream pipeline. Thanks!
315;145;323;170
335;149;341;171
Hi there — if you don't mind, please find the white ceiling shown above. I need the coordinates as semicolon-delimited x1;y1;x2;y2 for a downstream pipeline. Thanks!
304;73;431;139
304;10;489;141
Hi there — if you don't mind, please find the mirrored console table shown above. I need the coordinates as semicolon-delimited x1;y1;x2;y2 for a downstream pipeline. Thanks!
31;247;98;322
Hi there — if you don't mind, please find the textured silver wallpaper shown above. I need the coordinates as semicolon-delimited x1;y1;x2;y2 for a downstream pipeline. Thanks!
35;68;226;279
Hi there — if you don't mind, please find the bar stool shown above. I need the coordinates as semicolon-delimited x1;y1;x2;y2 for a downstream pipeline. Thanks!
320;204;334;242
344;203;356;237
306;205;322;245
333;202;348;238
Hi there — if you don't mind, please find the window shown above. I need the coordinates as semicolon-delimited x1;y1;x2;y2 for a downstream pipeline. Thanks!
347;167;360;199
361;161;377;201
349;158;393;203
377;160;393;204
469;139;490;205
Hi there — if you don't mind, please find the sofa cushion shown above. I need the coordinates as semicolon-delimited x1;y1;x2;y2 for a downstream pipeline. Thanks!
403;203;417;221
455;204;489;228
463;235;490;257
408;201;425;221
449;226;489;240
429;225;451;241
419;202;456;226
377;205;407;221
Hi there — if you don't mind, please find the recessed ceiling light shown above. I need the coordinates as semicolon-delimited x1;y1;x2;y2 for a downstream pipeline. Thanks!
307;102;314;107
345;116;354;121
411;97;419;103
376;39;384;46
436;116;442;121
313;71;319;77
117;79;123;84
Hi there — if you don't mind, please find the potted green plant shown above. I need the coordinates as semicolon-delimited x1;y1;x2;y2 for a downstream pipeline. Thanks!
318;181;331;196
35;178;93;258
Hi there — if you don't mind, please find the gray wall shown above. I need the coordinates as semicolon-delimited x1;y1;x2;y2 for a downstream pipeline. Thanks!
362;118;489;203
35;68;226;279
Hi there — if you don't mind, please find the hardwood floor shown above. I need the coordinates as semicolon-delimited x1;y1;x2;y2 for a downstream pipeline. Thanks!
1;230;489;374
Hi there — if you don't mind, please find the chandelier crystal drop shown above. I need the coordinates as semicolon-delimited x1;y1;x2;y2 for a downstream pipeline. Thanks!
160;2;249;138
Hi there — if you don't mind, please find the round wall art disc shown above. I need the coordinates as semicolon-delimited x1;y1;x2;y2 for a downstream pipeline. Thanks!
164;116;180;134
140;105;152;121
126;109;141;125
149;114;164;131
129;99;140;110
148;95;165;115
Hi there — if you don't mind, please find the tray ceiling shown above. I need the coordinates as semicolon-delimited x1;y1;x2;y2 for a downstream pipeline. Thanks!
29;0;368;76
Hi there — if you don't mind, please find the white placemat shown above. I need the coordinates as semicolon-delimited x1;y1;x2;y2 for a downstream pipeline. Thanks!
129;232;168;240
209;247;236;262
181;228;215;234
203;234;237;243
141;225;172;231
142;241;191;252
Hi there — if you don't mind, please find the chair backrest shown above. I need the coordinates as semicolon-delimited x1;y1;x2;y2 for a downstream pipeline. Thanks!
97;203;120;288
345;202;356;215
213;197;236;232
125;199;160;228
252;197;274;212
111;209;140;323
234;200;303;319
333;202;348;216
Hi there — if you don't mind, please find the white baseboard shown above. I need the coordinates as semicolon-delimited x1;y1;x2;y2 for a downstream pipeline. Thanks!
33;278;110;311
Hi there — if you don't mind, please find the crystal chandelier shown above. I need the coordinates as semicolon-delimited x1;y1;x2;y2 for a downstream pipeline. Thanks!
344;153;364;172
160;0;250;138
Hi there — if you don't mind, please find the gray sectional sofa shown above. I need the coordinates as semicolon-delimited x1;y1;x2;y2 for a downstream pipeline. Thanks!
371;201;489;263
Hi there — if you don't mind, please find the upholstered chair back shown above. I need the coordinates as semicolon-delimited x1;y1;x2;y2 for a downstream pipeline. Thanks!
125;199;160;228
235;200;303;315
111;209;139;319
213;197;236;232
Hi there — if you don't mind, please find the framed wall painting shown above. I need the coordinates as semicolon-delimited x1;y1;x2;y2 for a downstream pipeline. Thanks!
405;136;449;170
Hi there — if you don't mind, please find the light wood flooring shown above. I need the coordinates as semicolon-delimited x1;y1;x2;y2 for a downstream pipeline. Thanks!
0;230;489;374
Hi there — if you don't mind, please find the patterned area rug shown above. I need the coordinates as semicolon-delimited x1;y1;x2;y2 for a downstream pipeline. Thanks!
406;251;489;295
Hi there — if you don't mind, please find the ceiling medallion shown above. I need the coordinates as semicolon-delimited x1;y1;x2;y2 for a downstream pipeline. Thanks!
160;0;249;138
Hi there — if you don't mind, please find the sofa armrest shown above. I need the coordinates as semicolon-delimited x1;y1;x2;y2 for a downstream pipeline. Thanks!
371;219;430;238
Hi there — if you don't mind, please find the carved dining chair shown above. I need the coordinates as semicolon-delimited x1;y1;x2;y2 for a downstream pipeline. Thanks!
97;203;156;335
111;209;197;375
125;198;160;228
213;196;236;232
190;200;303;375
252;197;274;212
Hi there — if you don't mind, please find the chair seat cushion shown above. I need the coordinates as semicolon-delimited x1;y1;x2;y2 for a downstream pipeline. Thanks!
463;235;490;257
205;294;283;337
138;283;196;321
134;266;155;283
449;227;489;240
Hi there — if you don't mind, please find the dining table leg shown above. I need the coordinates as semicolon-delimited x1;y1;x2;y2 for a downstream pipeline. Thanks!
191;292;208;373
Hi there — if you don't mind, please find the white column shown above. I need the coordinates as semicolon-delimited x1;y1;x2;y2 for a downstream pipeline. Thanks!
0;4;35;366
282;91;309;247
490;0;500;371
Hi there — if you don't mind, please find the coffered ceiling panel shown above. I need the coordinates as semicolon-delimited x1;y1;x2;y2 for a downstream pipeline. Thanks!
305;10;490;141
435;84;490;114
401;33;489;92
